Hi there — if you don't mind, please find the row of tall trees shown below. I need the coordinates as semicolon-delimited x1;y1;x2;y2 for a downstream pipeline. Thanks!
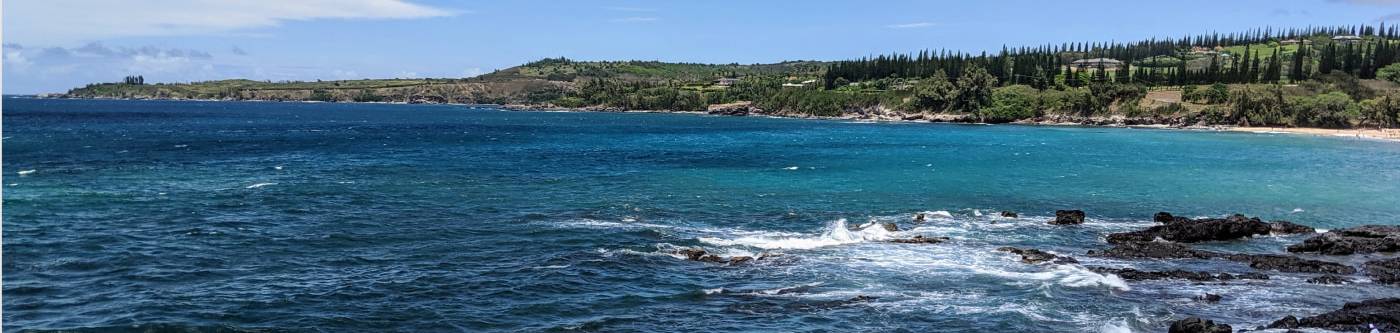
824;24;1400;89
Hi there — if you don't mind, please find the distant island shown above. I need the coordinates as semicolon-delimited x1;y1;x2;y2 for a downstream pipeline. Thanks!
57;24;1400;138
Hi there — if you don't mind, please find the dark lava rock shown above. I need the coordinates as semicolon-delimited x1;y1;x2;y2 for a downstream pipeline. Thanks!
1268;221;1316;235
1169;317;1233;333
1108;214;1314;244
1154;212;1192;224
878;222;899;232
999;247;1078;264
1049;210;1085;225
1230;254;1356;274
889;235;949;244
1266;298;1400;331
1088;242;1353;274
1287;225;1400;255
1089;267;1267;281
1365;257;1400;285
1106;214;1271;244
1000;211;1018;218
1306;274;1353;285
1198;293;1223;303
1087;241;1215;259
672;248;757;265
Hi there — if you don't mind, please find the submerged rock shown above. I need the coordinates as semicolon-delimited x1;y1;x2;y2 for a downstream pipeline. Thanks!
889;235;949;244
672;248;762;265
1198;293;1223;303
878;222;900;232
1265;298;1400;331
1306;274;1353;285
1048;210;1085;225
1365;257;1400;285
1089;267;1267;282
998;247;1078;264
1287;225;1400;255
1169;317;1233;333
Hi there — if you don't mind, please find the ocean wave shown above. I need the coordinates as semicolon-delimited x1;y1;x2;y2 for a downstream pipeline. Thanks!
245;182;277;189
697;218;893;250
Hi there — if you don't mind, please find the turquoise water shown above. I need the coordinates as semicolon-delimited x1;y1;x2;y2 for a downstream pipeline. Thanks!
4;97;1400;332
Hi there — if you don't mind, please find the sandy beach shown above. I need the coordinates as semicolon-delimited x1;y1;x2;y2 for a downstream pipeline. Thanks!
1224;126;1400;142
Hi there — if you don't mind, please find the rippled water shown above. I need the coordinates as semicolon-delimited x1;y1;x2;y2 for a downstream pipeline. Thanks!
5;98;1400;332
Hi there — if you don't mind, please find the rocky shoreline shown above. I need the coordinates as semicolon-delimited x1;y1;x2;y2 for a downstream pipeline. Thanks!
669;209;1400;332
24;95;1400;142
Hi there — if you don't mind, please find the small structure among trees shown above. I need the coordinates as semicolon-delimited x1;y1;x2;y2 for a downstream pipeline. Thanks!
122;75;146;85
1071;58;1124;70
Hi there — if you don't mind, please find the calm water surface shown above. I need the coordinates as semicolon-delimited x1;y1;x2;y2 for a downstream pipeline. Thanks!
5;98;1400;332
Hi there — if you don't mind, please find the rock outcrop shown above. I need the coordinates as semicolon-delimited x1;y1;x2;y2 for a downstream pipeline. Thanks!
998;247;1078;265
1265;298;1400;331
1087;242;1355;274
706;101;759;116
1088;267;1267;281
1048;210;1085;225
889;235;949;244
1000;211;1018;218
1226;254;1355;274
1287;225;1400;255
672;248;759;265
1106;214;1312;244
1168;317;1233;333
1306;274;1353;285
1365;257;1400;285
1087;241;1214;259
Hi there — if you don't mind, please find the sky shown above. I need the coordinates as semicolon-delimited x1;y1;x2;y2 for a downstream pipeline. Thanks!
6;0;1400;94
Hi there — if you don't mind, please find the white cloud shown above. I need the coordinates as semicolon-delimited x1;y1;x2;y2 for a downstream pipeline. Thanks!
611;17;660;23
4;0;455;44
886;22;935;29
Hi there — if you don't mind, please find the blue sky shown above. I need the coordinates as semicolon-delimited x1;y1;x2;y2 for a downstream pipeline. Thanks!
6;0;1400;94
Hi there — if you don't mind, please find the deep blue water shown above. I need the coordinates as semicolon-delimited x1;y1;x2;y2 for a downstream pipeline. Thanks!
5;97;1400;332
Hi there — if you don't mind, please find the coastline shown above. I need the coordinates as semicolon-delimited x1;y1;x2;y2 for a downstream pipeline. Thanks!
29;96;1400;143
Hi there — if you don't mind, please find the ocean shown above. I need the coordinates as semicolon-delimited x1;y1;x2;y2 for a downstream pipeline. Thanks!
4;97;1400;332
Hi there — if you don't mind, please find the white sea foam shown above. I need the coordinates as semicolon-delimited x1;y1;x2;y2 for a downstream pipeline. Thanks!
925;210;955;219
1097;319;1134;333
16;169;36;175
1291;208;1305;213
245;182;277;189
698;219;893;250
703;288;724;295
783;166;799;170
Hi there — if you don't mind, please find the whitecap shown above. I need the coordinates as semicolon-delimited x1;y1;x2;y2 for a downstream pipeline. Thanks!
1097;319;1134;333
697;219;892;250
703;288;724;295
16;169;36;175
924;210;955;219
1291;208;1305;213
783;166;799;170
246;182;277;189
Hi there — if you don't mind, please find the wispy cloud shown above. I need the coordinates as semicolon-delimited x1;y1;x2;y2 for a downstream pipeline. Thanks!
886;22;935;29
5;0;457;44
611;17;660;23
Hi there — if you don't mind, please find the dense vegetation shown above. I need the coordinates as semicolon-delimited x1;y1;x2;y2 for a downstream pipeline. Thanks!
63;24;1400;129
